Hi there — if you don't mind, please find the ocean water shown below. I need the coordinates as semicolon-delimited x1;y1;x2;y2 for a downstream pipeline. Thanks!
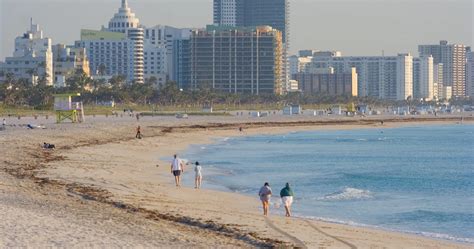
182;124;474;243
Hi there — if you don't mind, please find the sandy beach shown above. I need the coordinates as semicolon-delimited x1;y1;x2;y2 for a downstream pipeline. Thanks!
1;113;473;248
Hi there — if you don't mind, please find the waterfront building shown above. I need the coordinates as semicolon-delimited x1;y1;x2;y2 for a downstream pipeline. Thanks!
76;0;144;84
294;68;358;96
0;20;53;85
144;25;192;84
413;56;434;100
467;52;474;98
418;40;467;97
213;0;290;91
289;55;312;76
76;30;136;83
309;53;413;100
433;63;444;99
188;25;283;95
173;39;191;89
52;44;90;87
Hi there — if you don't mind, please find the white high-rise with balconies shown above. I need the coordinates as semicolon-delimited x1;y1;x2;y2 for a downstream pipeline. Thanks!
413;56;434;100
309;53;413;100
77;0;144;83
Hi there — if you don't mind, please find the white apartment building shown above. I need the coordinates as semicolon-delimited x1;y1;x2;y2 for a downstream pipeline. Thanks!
76;0;144;84
467;52;474;98
289;55;312;76
0;20;53;85
143;40;167;87
144;26;191;83
419;41;467;97
309;53;413;100
413;56;434;101
76;30;136;83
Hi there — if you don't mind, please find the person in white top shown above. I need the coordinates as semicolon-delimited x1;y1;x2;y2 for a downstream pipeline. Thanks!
170;154;185;187
194;161;203;189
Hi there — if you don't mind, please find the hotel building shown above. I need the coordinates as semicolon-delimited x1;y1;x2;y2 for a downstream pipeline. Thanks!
413;56;434;100
418;41;467;97
188;25;283;95
294;68;358;96
467;52;474;98
309;53;413;101
0;21;53;85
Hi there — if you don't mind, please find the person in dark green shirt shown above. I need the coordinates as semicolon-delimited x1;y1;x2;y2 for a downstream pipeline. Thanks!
280;183;294;217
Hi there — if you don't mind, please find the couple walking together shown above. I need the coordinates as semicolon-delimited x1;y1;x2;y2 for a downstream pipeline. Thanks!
259;182;294;217
171;154;202;189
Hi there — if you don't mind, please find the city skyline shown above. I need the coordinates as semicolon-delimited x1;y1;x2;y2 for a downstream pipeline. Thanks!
1;0;472;60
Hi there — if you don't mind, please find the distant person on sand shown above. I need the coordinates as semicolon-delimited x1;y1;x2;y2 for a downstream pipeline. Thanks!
239;126;243;132
170;154;185;187
258;182;272;216
194;161;202;189
280;183;294;217
136;125;142;139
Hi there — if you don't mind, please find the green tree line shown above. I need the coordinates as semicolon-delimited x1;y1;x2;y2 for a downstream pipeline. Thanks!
2;70;471;110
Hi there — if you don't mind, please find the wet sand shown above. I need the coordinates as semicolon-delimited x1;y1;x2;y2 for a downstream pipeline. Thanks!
1;114;473;248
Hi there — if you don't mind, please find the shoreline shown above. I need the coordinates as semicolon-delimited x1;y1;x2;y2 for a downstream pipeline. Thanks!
1;115;473;248
176;121;474;245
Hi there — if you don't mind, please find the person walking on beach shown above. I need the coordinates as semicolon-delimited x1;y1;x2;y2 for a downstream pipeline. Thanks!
136;125;142;139
258;182;272;216
170;154;185;187
280;183;294;217
194;161;203;189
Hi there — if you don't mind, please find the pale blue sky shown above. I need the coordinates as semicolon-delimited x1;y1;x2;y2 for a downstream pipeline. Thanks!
0;0;472;60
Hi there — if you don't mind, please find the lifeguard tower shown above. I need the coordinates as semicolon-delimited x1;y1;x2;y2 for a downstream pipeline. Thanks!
53;93;85;123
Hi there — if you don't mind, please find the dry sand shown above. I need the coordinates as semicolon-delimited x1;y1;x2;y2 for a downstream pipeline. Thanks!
1;113;473;248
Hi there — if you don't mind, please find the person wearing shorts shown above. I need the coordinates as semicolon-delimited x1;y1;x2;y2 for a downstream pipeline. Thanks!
170;154;184;187
258;182;272;216
280;182;294;217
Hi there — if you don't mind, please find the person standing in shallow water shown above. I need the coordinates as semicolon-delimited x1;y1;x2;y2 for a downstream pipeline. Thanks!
258;182;272;216
280;183;294;217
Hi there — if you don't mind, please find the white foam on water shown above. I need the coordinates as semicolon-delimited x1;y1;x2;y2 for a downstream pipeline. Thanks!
297;215;474;244
318;188;373;201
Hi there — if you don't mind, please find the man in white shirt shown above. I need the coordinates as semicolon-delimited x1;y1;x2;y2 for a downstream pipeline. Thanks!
170;154;185;187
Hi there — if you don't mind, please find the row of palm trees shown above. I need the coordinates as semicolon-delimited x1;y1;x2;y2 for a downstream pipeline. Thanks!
4;69;468;109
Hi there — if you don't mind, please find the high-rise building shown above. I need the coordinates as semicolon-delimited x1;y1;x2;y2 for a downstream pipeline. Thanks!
418;40;467;97
144;26;192;84
173;39;191;89
309;53;413;100
188;25;283;95
213;0;290;91
289;55;312;76
0;20;53;85
77;0;144;84
413;56;434;100
467;52;474;98
213;0;241;27
213;0;289;43
294;68;358;97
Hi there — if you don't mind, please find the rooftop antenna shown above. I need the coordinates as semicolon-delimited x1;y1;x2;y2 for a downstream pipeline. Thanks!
382;50;385;57
122;0;128;8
